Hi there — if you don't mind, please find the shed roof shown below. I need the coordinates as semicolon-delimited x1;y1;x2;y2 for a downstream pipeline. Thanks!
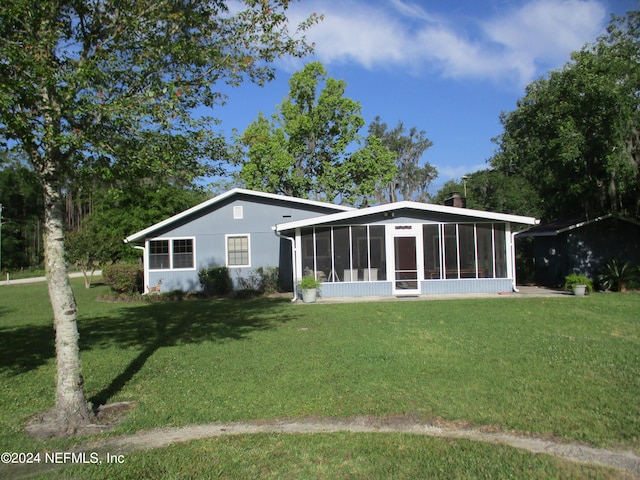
517;214;640;238
124;188;354;243
274;200;539;232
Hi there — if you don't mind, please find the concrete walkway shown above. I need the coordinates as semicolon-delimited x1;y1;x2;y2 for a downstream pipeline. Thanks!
304;286;569;304
0;271;102;286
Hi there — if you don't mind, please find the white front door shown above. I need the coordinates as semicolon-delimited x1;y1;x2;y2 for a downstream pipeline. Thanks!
386;224;423;295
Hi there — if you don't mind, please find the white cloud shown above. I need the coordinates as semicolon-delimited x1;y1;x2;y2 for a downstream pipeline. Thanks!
288;0;608;85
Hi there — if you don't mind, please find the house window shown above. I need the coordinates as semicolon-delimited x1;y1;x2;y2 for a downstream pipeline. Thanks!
149;238;195;270
226;235;250;267
149;240;170;270
173;239;194;269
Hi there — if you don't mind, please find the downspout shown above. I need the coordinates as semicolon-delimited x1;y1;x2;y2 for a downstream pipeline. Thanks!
511;231;519;293
124;238;148;294
274;228;298;302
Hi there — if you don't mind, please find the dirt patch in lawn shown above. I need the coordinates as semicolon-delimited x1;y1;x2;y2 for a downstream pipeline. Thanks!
6;414;640;479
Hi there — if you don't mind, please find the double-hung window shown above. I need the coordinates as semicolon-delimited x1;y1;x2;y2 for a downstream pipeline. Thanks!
226;235;250;267
148;238;195;270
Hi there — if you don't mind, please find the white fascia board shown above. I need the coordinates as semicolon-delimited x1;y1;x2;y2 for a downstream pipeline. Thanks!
275;201;539;232
124;188;355;244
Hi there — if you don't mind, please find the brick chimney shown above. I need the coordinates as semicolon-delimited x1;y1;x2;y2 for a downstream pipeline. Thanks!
444;191;466;208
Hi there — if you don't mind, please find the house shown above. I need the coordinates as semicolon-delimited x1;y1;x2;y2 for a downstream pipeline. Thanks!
125;188;539;298
516;214;640;287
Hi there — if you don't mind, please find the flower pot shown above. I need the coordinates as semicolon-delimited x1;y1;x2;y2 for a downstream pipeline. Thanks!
302;288;317;303
572;284;587;296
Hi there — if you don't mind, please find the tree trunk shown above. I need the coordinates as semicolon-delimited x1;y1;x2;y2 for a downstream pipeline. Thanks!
43;178;94;436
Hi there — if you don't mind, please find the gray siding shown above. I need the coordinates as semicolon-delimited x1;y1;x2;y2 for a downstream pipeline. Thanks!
146;194;342;292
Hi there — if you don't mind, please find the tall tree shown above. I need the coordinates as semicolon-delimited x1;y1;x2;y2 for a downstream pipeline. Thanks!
0;0;318;436
368;116;436;203
432;170;542;218
0;160;44;270
491;11;640;221
234;62;397;205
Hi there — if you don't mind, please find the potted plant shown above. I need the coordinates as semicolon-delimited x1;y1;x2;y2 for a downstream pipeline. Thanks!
299;274;321;303
563;273;593;296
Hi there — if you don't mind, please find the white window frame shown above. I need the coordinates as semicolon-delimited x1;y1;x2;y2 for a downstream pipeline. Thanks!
225;234;251;268
147;237;196;271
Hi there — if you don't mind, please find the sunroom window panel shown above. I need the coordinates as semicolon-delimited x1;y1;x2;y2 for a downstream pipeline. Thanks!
351;226;368;281
423;224;441;279
314;228;332;282
476;224;494;278
301;229;315;276
443;224;459;279
494;224;507;278
369;225;386;281
458;224;476;278
149;240;169;270
333;227;351;282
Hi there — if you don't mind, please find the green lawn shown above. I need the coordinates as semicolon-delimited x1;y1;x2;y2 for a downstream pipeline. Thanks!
0;281;638;479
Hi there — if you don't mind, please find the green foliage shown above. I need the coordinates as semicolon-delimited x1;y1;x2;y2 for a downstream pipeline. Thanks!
102;264;143;294
198;266;233;296
563;273;594;294
299;274;321;289
0;162;44;270
234;62;397;205
237;266;281;294
597;259;638;292
368;116;436;203
490;12;640;221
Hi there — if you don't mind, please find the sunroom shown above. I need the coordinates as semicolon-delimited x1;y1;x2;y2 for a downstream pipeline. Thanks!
275;201;539;297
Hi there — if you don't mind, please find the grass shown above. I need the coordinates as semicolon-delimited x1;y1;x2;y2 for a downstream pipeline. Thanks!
0;280;638;478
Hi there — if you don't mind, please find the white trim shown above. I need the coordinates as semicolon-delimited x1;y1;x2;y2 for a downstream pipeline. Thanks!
147;236;196;271
225;233;251;268
275;200;539;232
125;188;354;244
233;205;244;219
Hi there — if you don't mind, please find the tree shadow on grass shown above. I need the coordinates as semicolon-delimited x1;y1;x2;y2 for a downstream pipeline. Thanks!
80;297;298;407
0;297;299;407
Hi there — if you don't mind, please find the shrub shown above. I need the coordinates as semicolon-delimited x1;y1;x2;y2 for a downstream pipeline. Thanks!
198;266;233;296
236;266;281;295
598;259;638;292
563;273;593;294
102;263;143;294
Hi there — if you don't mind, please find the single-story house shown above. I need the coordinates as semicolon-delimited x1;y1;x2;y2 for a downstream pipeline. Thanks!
125;188;539;298
516;214;640;287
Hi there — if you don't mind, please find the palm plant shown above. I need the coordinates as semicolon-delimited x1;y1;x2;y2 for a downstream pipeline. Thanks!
598;259;638;292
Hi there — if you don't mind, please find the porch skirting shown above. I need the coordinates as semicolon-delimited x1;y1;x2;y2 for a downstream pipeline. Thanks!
314;279;514;298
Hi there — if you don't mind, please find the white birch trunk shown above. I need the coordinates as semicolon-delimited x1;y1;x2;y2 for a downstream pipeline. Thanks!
43;179;94;434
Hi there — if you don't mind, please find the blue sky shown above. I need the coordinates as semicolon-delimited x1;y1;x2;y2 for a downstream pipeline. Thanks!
212;0;637;194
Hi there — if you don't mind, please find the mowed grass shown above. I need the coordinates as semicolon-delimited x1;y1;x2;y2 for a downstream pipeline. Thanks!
0;281;638;479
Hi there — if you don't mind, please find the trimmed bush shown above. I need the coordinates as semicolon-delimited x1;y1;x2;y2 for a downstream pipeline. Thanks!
103;264;143;294
198;266;233;296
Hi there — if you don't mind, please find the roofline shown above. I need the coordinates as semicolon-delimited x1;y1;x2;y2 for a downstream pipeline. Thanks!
275;201;539;232
517;213;640;238
124;188;355;243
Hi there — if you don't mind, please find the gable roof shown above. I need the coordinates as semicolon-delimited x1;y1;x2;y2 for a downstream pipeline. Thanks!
274;200;539;232
125;188;355;243
517;214;640;238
